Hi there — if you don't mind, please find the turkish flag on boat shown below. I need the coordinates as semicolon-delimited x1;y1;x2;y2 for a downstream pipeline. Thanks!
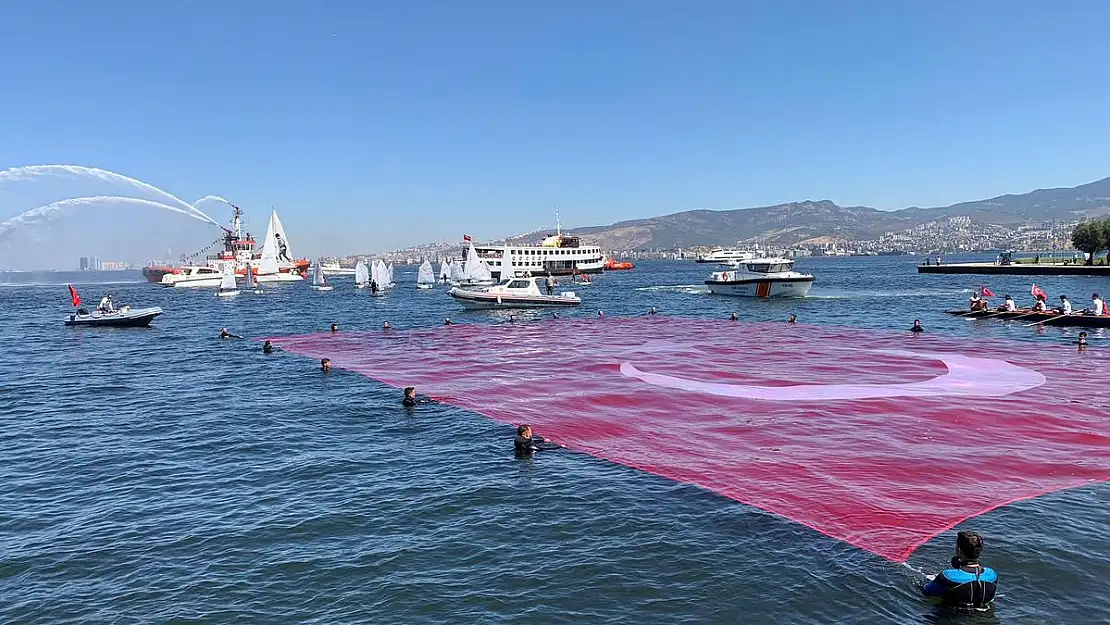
463;234;472;242
980;285;996;297
1031;284;1048;301
67;284;81;307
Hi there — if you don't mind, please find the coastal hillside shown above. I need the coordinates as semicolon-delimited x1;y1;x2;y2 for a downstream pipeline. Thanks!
570;176;1110;249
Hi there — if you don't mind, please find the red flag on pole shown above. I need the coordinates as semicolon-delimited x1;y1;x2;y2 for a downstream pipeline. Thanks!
463;234;472;242
980;285;996;297
67;284;81;307
1031;284;1047;301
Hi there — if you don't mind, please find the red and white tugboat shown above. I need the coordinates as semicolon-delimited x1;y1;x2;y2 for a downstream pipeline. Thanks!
143;204;310;287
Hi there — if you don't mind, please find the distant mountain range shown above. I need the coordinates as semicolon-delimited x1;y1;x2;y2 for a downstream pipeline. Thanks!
569;176;1110;249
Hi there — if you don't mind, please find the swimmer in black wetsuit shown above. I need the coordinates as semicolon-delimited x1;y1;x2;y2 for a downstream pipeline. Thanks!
1077;331;1088;346
263;340;274;354
910;319;924;333
730;312;738;321
922;531;998;612
514;424;561;457
331;323;339;333
788;313;797;324
321;358;332;372
444;317;453;325
648;307;658;315
220;327;242;339
402;386;432;406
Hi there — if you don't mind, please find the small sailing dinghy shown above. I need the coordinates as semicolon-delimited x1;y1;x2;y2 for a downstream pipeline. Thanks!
439;259;451;284
244;264;263;294
354;260;370;289
462;242;495;286
310;263;333;291
64;284;163;327
217;263;240;297
417;259;436;289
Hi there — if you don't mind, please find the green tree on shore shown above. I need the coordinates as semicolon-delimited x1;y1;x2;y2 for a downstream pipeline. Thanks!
1071;219;1110;265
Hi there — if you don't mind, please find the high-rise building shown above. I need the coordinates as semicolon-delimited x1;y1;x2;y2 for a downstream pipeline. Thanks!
79;256;89;271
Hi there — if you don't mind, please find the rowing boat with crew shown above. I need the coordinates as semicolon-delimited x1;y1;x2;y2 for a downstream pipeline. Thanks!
943;309;1110;328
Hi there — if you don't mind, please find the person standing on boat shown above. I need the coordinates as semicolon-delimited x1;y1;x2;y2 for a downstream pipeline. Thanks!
275;233;290;262
370;280;379;294
545;273;555;296
1058;295;1072;315
98;294;115;313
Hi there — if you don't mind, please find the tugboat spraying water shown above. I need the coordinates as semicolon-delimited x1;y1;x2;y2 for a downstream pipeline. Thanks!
142;204;310;286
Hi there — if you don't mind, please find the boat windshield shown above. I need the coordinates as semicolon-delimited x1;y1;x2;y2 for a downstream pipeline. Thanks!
747;262;792;273
506;279;532;289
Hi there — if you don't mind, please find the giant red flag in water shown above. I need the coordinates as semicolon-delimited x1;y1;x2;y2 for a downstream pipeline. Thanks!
268;318;1110;561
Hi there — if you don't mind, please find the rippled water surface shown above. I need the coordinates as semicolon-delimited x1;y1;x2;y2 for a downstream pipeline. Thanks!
2;256;1108;624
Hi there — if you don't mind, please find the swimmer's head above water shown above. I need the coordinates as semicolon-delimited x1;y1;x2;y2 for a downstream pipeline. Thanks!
320;358;331;372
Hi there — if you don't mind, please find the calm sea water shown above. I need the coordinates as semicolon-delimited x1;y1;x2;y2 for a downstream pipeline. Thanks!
2;256;1107;624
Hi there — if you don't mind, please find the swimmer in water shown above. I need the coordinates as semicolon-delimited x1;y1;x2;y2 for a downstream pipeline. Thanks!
444;317;453;325
383;321;391;329
788;313;797;324
320;358;332;372
910;319;924;333
514;424;561;457
922;531;997;612
402;386;429;407
552;312;560;319
331;323;339;333
263;340;274;354
648;307;658;315
730;312;738;321
597;310;604;318
220;328;241;340
509;314;516;323
1077;331;1088;347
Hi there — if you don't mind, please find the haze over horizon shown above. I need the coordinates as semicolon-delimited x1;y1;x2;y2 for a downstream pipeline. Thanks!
2;1;1109;264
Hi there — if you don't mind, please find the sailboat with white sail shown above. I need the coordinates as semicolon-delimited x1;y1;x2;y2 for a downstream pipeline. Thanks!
371;259;394;289
216;263;240;297
256;210;305;282
244;263;263;294
439;259;451;283
462;242;495;286
354;260;370;289
449;259;465;285
417;259;436;289
310;263;333;291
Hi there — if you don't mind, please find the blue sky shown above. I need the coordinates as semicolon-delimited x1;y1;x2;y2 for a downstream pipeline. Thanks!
2;0;1109;261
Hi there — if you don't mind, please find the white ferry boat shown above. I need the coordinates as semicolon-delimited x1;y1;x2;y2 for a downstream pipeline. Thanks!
472;223;604;280
696;248;758;264
705;258;814;298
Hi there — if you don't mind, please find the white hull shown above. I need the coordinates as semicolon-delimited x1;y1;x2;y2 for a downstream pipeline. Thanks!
417;283;434;289
355;283;369;289
255;272;304;283
163;277;223;288
217;289;240;297
310;285;334;291
706;279;813;298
